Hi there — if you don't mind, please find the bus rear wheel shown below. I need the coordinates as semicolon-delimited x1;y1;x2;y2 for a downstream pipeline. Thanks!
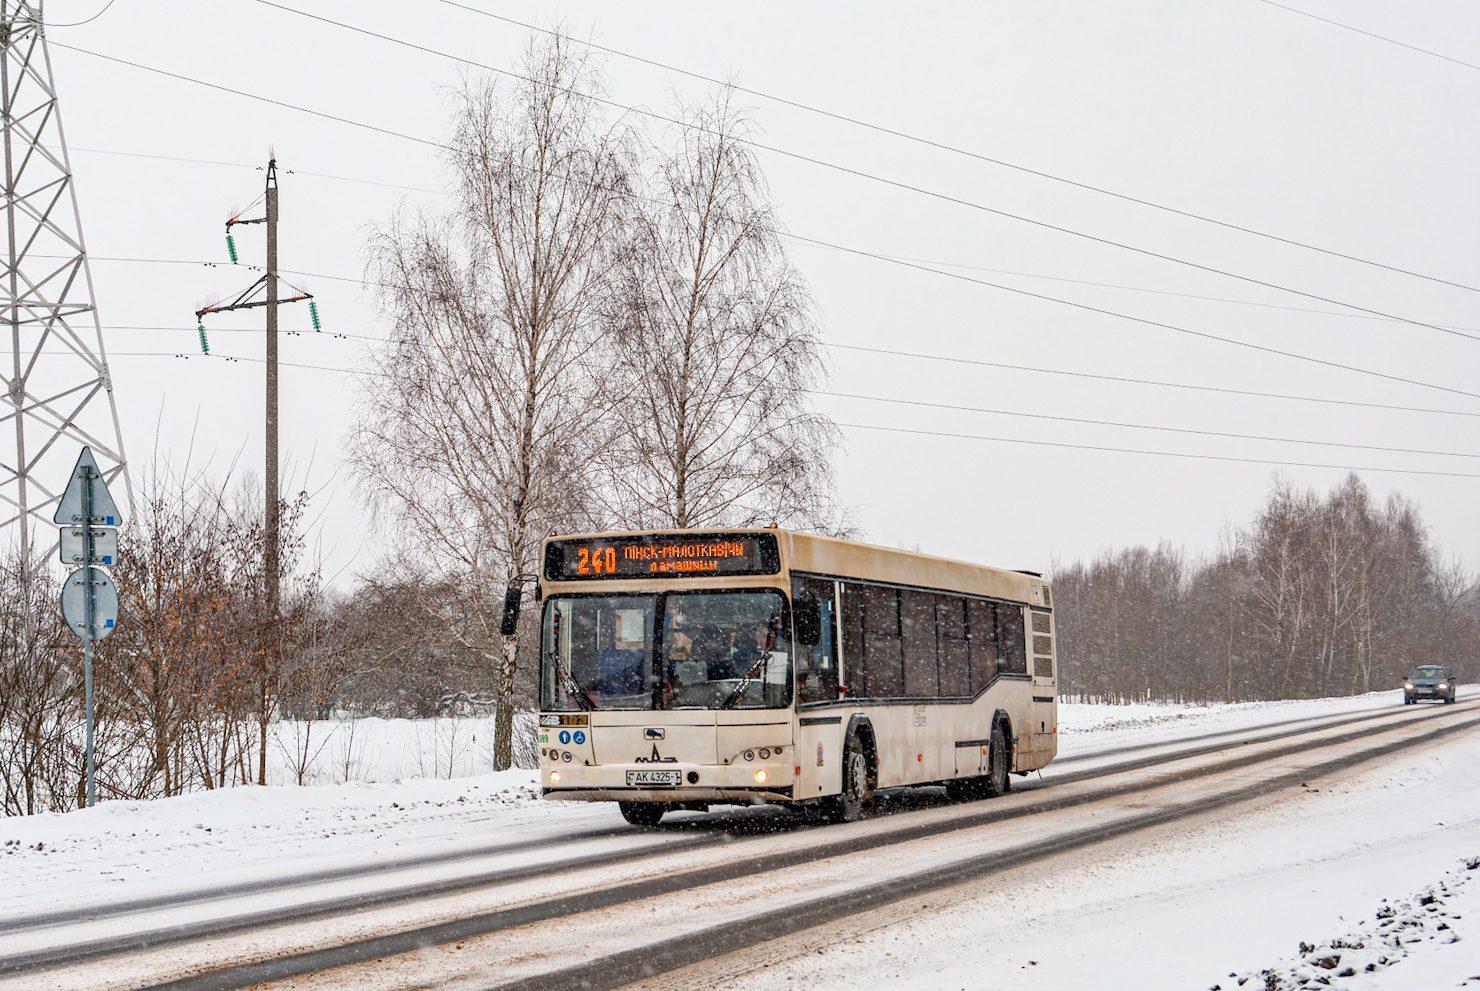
618;801;668;826
982;722;1009;798
824;732;874;823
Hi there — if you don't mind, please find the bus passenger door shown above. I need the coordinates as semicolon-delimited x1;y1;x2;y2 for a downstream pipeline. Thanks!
795;577;843;798
793;577;839;704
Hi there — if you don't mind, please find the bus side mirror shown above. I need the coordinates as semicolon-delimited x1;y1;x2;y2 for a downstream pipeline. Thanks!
499;585;522;637
794;593;821;646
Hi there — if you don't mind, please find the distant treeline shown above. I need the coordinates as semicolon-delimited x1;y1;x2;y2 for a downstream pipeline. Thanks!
1053;475;1479;704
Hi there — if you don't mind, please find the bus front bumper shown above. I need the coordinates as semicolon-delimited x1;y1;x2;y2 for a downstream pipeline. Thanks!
540;762;796;803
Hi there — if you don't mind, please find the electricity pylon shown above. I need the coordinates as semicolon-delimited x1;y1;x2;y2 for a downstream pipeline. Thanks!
0;1;131;565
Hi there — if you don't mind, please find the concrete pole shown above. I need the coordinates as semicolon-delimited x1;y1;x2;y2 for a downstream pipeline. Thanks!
262;160;279;787
265;159;279;626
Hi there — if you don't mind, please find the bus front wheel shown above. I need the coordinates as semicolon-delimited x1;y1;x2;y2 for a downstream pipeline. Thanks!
618;801;668;826
824;733;875;823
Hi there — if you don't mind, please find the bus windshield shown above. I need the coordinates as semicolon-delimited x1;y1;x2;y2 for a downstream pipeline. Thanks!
540;590;792;711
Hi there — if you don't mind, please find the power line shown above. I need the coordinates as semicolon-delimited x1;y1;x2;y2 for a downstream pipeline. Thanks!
77;250;1480;409
814;390;1480;460
238;2;1480;348
73;146;449;195
838;422;1480;481
437;0;1480;296
72;240;1480;403
69;221;1480;334
85;312;1480;422
850;251;1480;332
48;0;118;28
1257;0;1480;72
824;342;1480;421
48;40;448;150
71;235;1480;332
52;42;1480;399
87;344;1480;467
787;235;1480;401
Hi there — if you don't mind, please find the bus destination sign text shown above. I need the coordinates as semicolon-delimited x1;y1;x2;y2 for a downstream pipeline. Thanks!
545;533;780;580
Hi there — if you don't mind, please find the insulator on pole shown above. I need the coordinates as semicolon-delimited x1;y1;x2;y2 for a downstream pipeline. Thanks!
197;324;210;355
309;299;321;331
226;233;238;264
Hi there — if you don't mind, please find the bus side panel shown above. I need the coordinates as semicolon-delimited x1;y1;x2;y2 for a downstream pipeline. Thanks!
873;706;920;789
951;695;991;777
927;702;961;782
796;717;845;799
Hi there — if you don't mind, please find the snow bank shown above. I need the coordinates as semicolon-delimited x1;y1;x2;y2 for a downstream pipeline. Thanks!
1217;859;1480;990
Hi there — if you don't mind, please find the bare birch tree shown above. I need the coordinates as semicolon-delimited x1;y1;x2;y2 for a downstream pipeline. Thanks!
348;34;631;770
599;90;849;533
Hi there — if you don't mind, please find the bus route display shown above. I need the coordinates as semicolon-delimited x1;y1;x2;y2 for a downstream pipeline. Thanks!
545;533;781;580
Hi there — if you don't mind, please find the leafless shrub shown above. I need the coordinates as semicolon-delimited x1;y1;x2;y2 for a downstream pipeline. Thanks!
0;546;77;814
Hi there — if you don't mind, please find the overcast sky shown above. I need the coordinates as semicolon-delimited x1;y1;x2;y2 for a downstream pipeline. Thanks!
24;0;1480;583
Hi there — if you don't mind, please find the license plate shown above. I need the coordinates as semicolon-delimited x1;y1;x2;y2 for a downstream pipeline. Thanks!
626;769;681;787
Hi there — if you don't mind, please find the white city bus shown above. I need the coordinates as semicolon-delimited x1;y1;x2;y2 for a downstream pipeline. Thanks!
535;528;1057;825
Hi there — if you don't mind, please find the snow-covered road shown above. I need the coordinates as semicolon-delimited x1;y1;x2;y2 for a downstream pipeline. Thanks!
3;689;1477;991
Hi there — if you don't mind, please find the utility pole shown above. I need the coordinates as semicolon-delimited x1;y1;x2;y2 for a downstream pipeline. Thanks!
196;158;318;783
265;161;279;641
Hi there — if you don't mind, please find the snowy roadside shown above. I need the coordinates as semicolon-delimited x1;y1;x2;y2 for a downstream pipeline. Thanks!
0;769;581;918
1220;857;1480;990
0;690;1455;929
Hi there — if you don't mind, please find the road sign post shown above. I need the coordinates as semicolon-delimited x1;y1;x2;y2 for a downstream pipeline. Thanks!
54;447;122;808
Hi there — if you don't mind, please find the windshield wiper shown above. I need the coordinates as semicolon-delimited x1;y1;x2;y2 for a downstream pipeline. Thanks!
720;651;770;710
548;649;596;712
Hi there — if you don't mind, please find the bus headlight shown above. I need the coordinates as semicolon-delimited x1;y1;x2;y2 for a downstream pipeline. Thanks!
549;770;561;783
754;768;768;784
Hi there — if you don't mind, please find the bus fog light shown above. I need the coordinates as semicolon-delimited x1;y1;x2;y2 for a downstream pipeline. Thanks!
562;751;572;762
687;771;699;784
744;750;755;761
754;768;768;783
759;748;770;759
549;770;560;783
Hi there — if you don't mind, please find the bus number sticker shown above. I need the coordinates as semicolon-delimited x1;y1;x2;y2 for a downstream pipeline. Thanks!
816;743;824;766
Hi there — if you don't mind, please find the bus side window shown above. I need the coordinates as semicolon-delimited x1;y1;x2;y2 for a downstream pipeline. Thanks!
900;590;939;697
967;598;998;690
937;596;970;697
996;605;1028;675
793;577;839;704
860;584;903;698
839;583;866;697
